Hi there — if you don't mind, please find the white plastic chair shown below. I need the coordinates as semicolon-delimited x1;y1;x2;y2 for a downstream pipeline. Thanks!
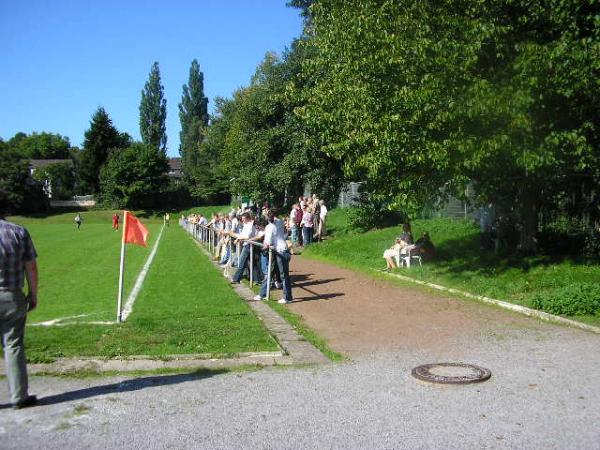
396;246;422;268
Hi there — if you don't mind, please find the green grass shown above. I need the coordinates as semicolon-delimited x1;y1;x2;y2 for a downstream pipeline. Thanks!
268;301;346;362
4;210;278;362
305;211;600;326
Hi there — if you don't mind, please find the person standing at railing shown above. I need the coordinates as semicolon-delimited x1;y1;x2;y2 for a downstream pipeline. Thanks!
288;204;300;248
300;206;315;246
256;210;293;303
229;212;257;284
318;200;328;239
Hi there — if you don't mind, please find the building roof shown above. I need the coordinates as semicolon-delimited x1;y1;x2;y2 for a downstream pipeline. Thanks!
29;159;73;169
167;157;182;179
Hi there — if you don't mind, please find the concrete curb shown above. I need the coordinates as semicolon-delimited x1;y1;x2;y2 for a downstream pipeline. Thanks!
22;353;293;375
379;269;600;334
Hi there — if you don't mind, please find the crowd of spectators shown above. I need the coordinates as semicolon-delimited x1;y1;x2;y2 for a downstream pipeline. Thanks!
181;195;329;303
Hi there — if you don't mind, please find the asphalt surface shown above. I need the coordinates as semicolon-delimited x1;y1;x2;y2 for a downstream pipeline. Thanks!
1;319;599;450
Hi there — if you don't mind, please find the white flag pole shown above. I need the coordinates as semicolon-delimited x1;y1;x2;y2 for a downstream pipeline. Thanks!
117;210;127;323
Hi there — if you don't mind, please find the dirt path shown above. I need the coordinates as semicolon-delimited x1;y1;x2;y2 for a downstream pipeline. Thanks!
287;255;552;357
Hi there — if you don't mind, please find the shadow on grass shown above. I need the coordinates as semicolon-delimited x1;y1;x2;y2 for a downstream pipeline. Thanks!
0;368;228;410
432;232;592;277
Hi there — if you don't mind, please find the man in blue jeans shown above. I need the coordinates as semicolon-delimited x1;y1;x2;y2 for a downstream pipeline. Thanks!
255;210;293;303
230;212;258;283
0;191;39;409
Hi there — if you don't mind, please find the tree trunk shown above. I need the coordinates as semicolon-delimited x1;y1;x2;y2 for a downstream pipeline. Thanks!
518;184;539;254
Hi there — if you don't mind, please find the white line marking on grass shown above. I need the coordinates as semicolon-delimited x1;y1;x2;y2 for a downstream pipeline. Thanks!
28;225;165;328
29;314;90;327
29;320;117;327
120;224;165;322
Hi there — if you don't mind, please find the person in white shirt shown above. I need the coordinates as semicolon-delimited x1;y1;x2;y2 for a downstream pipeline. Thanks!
255;210;293;303
318;200;328;238
230;212;259;283
218;214;235;266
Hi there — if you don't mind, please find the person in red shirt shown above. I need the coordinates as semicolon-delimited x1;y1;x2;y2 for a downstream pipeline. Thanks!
112;213;120;231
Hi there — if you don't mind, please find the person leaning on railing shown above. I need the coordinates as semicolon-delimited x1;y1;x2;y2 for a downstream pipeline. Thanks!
229;212;259;284
256;210;293;304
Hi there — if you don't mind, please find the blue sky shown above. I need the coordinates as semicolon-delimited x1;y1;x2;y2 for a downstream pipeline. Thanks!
0;0;303;156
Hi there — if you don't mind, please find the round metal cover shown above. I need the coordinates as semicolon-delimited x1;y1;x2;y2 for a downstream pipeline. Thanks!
412;363;491;384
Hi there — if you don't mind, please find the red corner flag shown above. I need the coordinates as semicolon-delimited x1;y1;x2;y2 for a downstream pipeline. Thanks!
123;211;149;247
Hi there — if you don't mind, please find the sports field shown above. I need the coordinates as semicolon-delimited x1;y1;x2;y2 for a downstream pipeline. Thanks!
4;210;277;363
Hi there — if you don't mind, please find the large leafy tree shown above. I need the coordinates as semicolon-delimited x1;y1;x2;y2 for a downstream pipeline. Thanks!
186;96;232;204
300;0;477;213
78;107;131;194
220;46;343;205
454;0;600;251
179;59;209;179
300;0;600;251
5;132;71;159
140;62;167;152
99;142;169;208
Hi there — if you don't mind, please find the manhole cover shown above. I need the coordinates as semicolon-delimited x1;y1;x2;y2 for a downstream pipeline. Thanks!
412;363;491;384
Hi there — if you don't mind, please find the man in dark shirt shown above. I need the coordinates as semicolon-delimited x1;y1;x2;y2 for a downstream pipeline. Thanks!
0;191;38;409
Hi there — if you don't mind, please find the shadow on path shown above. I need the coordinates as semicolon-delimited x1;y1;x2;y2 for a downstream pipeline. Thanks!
293;278;344;289
0;368;227;411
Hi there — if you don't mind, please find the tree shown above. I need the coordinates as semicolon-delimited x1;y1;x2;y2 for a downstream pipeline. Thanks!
219;47;344;205
0;149;47;212
453;0;600;252
299;0;600;252
186;96;232;204
6;132;71;159
78;107;131;194
99;142;169;209
32;162;76;200
179;59;209;179
140;62;167;152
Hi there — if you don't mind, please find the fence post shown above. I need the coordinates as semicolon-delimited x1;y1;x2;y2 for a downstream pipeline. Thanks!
249;244;254;287
266;248;272;301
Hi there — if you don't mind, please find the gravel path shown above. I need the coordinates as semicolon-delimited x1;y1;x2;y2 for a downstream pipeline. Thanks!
1;257;599;449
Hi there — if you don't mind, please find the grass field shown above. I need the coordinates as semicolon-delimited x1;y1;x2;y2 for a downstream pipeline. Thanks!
5;210;277;362
304;209;600;327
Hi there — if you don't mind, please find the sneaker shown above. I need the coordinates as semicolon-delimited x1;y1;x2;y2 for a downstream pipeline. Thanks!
12;395;37;410
274;281;282;289
252;295;263;301
278;298;292;304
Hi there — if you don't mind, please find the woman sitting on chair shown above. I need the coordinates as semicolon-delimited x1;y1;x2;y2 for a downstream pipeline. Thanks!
383;223;415;270
383;238;403;270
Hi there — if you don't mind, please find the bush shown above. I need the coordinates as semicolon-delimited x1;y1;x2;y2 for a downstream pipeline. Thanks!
538;216;596;257
583;229;600;259
348;191;407;231
530;283;600;316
